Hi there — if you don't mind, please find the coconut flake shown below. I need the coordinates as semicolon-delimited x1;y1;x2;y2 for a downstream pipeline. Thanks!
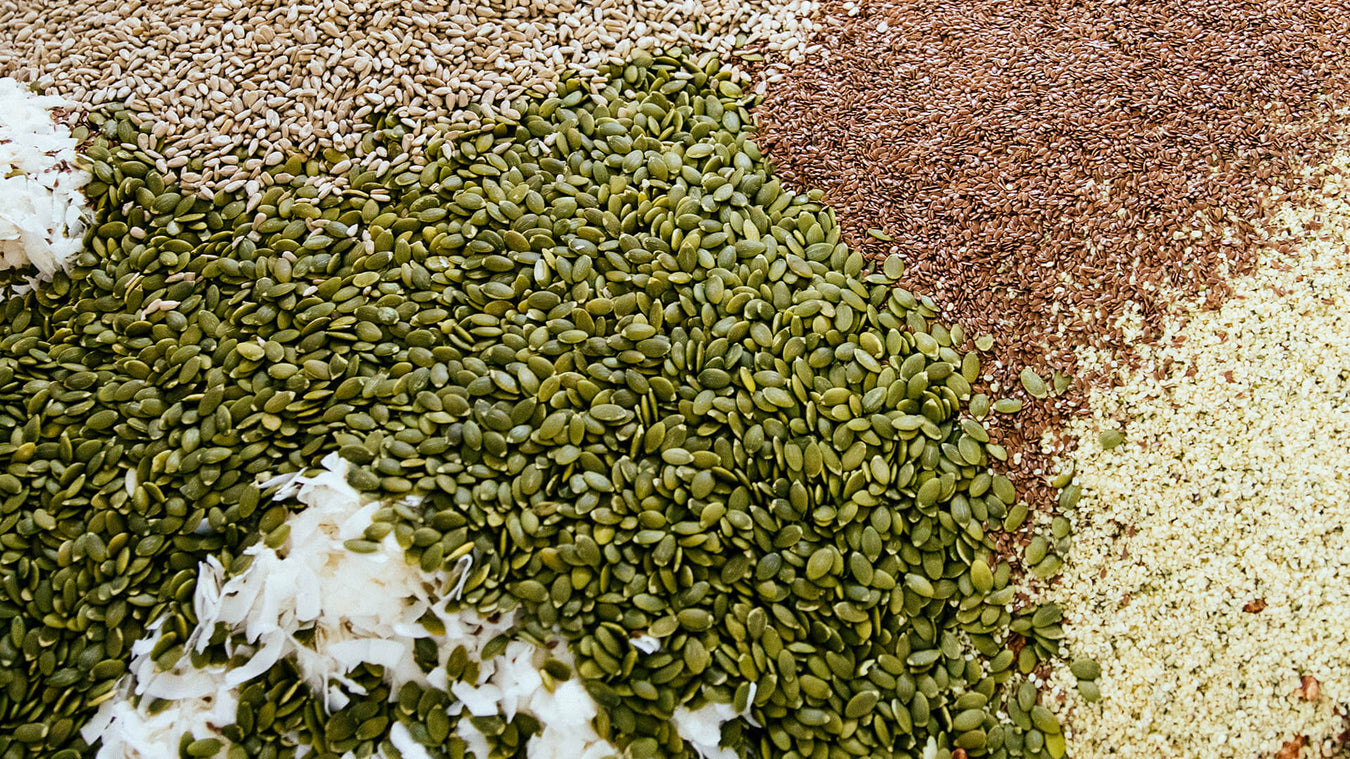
457;719;494;759
0;77;90;282
630;634;661;654
672;701;741;759
527;679;613;759
388;722;435;759
87;456;503;755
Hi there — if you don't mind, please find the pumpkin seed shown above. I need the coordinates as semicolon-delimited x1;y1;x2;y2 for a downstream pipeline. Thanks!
1019;367;1048;398
1070;658;1101;680
1077;680;1102;703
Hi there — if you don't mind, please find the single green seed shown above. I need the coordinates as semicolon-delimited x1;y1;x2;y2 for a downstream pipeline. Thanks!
1070;658;1102;681
1077;680;1102;703
1019;367;1048;398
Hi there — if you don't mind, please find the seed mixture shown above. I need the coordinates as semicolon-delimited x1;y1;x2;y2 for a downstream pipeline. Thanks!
754;0;1350;507
4;0;1350;755
1038;151;1350;759
0;0;818;193
0;48;1083;759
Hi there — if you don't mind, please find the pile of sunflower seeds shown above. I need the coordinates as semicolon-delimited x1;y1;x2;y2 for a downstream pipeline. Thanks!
0;0;820;194
0;49;1076;759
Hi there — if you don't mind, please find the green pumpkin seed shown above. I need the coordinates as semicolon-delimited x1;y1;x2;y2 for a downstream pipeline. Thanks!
1070;658;1101;680
1099;428;1125;449
1077;680;1102;702
1019;367;1048;398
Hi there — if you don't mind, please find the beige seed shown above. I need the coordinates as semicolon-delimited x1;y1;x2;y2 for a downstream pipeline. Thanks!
0;0;822;191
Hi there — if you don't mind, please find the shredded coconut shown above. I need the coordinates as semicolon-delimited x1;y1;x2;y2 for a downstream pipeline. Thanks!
672;701;740;759
0;77;89;281
1040;151;1350;759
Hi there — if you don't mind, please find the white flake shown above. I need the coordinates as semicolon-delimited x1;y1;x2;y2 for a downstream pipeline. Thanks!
0;78;90;281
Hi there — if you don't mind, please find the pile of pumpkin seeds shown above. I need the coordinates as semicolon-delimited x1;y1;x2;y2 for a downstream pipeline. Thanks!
0;48;1078;759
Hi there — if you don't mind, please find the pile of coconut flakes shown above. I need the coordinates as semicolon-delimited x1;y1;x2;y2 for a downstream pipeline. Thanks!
0;76;89;285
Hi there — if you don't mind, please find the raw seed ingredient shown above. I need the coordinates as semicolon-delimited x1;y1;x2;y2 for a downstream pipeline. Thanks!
0;0;819;193
0;78;91;281
756;0;1350;510
1040;151;1350;759
0;48;1071;759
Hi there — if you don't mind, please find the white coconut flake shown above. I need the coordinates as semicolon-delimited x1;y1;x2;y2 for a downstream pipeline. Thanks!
0;77;90;281
387;722;436;759
82;455;755;758
672;702;738;759
86;454;511;755
630;635;661;654
527;680;616;759
456;719;494;759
